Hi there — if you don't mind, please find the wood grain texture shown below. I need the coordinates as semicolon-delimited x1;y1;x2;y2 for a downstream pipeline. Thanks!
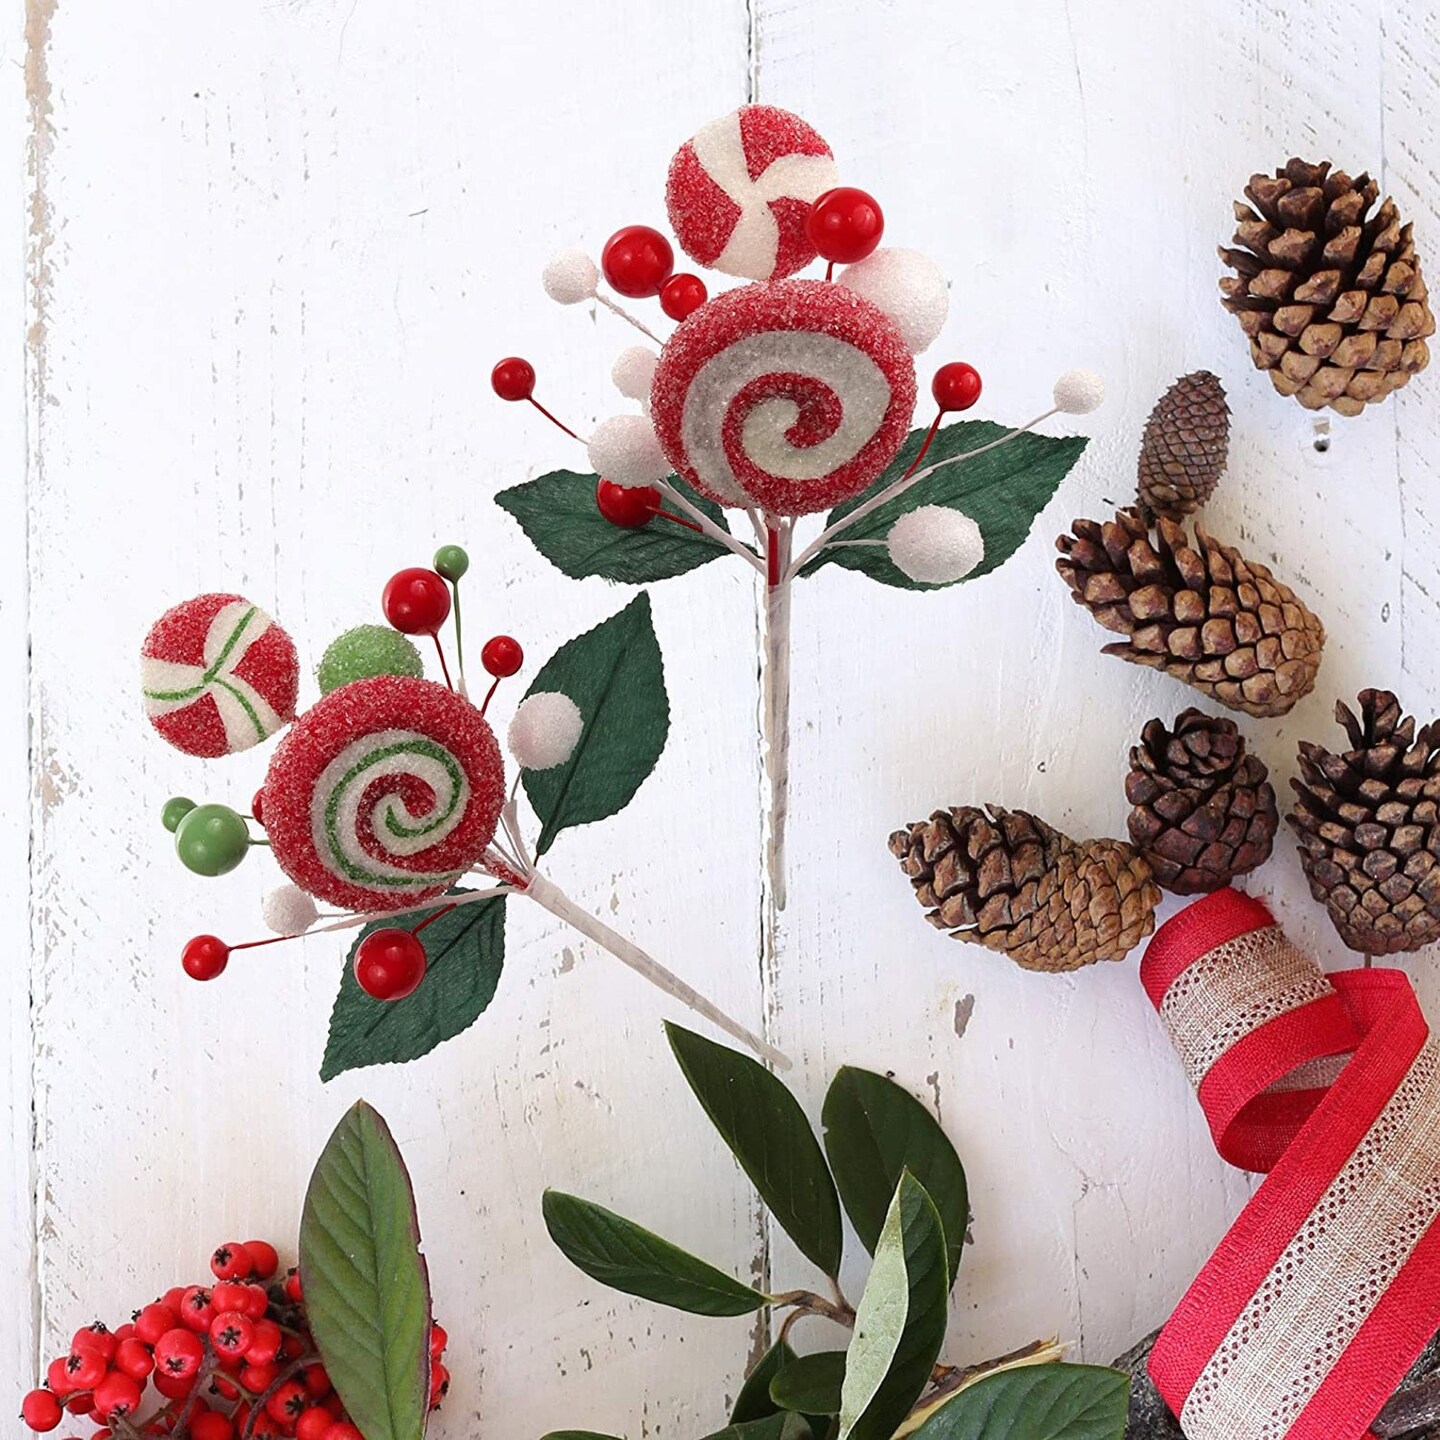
7;0;1440;1429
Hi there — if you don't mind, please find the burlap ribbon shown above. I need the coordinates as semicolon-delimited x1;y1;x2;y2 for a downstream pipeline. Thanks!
1140;888;1440;1440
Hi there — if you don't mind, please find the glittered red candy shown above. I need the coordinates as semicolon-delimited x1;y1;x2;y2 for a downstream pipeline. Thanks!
260;675;504;913
649;278;918;516
141;594;299;758
666;106;838;282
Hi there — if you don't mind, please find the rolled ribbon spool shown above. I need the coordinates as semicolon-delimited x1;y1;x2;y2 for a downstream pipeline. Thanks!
1141;888;1440;1440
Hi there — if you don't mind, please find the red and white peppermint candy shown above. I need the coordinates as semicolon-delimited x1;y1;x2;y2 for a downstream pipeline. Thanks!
650;279;918;516
261;675;504;913
141;593;299;757
666;106;838;281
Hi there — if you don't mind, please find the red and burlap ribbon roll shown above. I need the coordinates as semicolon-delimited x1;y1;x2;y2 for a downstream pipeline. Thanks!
1140;888;1440;1440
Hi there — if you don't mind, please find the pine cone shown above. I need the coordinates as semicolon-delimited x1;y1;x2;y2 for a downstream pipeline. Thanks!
1220;159;1434;416
1055;507;1325;719
888;805;1161;972
1136;372;1230;520
1125;708;1278;894
1287;689;1440;955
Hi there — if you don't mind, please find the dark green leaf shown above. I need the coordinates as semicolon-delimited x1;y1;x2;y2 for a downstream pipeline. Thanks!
299;1103;430;1440
522;592;669;855
732;1339;797;1424
908;1366;1129;1440
770;1351;847;1415
321;891;506;1081
822;1068;967;1287
542;1189;766;1317
700;1416;813;1440
799;422;1087;589
838;1173;949;1440
667;1023;843;1278
497;469;739;583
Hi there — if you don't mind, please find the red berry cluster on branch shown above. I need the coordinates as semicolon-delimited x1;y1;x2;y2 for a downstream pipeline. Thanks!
19;1242;450;1440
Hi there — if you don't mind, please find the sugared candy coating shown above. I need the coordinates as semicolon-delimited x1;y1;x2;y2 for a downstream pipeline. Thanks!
142;594;299;758
887;505;985;585
508;692;584;771
649;278;917;515
261;675;504;913
317;625;425;695
839;247;949;354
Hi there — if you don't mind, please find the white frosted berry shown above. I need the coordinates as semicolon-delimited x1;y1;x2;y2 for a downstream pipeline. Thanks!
838;247;949;354
262;884;319;936
587;414;670;487
1053;368;1105;415
612;345;659;403
886;505;984;585
508;692;584;771
542;249;599;305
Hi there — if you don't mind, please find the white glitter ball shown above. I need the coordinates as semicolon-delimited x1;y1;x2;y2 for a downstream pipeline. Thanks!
886;505;985;585
838;247;950;354
262;884;320;936
508;692;585;771
612;345;659;403
1053;368;1106;415
542;249;599;305
587;414;671;487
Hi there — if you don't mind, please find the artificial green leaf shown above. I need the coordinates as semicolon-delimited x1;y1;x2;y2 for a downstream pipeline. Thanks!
770;1351;847;1415
799;421;1087;589
732;1339;797;1423
667;1023;844;1278
542;1190;766;1316
700;1415;814;1440
321;891;505;1081
822;1068;968;1287
497;469;739;583
521;593;669;855
908;1365;1129;1440
299;1102;430;1440
838;1173;949;1440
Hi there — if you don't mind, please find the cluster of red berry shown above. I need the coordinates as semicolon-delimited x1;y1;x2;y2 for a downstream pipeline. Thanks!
19;1242;450;1440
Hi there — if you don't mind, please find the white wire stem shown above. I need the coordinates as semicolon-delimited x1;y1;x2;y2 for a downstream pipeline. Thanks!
652;477;768;574
763;522;794;912
525;872;791;1069
291;885;517;940
595;291;664;344
786;407;1061;579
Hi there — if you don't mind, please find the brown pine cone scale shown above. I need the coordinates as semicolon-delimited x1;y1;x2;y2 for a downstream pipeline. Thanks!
1137;372;1231;520
888;805;1160;972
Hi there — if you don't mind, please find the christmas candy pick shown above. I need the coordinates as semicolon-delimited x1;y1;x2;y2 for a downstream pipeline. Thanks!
497;103;1096;907
143;548;788;1075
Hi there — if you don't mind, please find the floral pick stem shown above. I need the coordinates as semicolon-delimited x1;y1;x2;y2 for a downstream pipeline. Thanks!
763;521;793;911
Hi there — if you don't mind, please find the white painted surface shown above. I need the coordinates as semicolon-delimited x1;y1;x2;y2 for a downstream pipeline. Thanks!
5;0;1439;1432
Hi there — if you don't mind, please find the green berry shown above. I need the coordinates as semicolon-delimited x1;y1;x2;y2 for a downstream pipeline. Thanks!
433;545;469;582
316;625;425;695
174;803;250;877
161;796;197;833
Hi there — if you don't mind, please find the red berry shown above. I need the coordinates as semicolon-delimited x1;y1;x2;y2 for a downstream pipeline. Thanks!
480;636;523;679
806;187;885;264
249;1416;281;1440
242;1241;279;1281
428;1323;447;1360
240;1365;278;1395
71;1327;115;1362
178;1287;214;1333
130;1306;175;1348
601;225;674;299
283;1269;302;1304
490;357;535;402
45;1360;73;1398
251;790;267;827
112;1339;154;1383
210;1376;241;1397
659;273;707;321
62;1351;104;1391
931;362;982;414
210;1243;254;1281
281;1334;305;1362
151;1372;193;1402
353;929;427;1002
154;1329;203;1380
160;1288;188;1314
294;1410;331;1440
209;1312;253;1362
62;1396;91;1416
208;1281;248;1315
182;936;229;982
92;1375;141;1422
266;1382;308;1427
321;1426;364;1440
381;568;450;637
21;1390;62;1432
428;1362;449;1409
190;1412;233;1440
112;1326;135;1343
595;478;660;529
243;1320;282;1367
238;1283;269;1322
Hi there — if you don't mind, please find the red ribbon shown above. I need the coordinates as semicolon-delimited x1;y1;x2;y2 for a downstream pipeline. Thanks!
1140;888;1440;1440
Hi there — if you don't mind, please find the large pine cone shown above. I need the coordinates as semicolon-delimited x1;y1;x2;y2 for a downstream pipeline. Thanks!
1136;372;1230;520
1055;507;1325;719
888;805;1161;972
1220;159;1434;416
1126;708;1278;894
1288;689;1440;955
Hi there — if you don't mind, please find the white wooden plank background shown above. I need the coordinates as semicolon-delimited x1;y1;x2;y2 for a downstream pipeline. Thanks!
5;0;1440;1432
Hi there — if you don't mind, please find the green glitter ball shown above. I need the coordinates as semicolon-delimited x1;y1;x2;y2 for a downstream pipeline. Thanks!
174;803;250;877
161;796;197;833
433;544;469;582
317;624;425;695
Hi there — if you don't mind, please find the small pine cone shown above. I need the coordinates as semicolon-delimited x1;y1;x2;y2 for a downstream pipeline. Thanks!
1288;690;1440;955
1055;507;1325;719
1136;372;1230;520
888;805;1161;972
1125;708;1278;894
1220;159;1434;416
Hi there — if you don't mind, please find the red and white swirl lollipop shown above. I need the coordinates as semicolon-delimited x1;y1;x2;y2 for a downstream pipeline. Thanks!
261;674;505;913
649;279;918;516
